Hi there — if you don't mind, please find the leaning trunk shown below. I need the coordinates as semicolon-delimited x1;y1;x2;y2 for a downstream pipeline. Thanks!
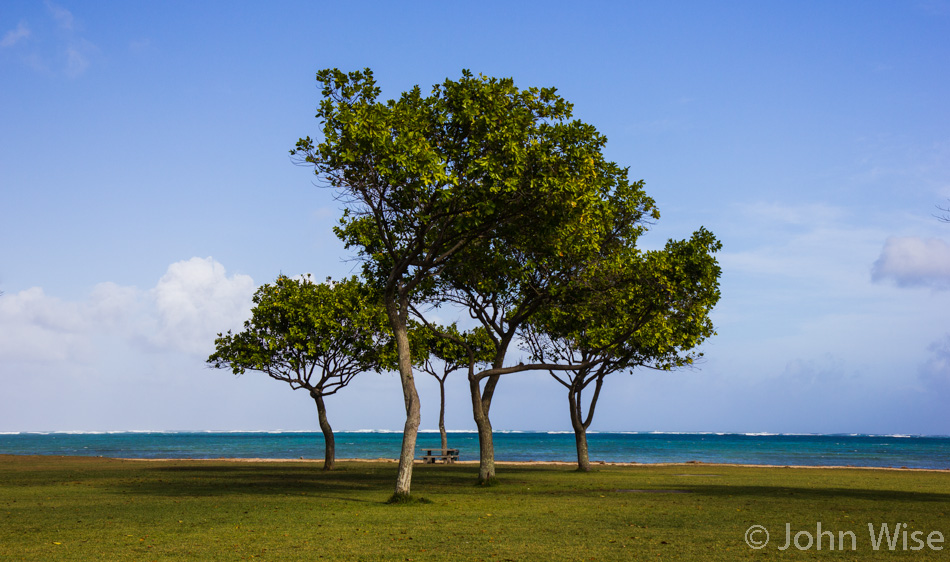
389;297;421;499
569;387;590;472
470;372;498;483
313;392;335;471
438;380;448;453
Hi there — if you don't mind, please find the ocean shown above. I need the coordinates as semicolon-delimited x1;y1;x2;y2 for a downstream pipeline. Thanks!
1;431;949;469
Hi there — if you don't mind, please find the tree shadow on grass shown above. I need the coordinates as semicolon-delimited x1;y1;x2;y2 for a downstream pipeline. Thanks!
100;464;388;500
478;465;950;504
76;460;950;506
674;484;950;504
109;462;483;501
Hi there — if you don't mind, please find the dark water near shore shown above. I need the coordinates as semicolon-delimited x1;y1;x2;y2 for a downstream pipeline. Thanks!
2;431;949;469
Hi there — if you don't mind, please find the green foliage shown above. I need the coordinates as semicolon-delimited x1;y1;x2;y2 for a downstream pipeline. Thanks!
428;104;663;382
416;322;495;378
291;68;627;298
527;226;722;375
207;275;389;394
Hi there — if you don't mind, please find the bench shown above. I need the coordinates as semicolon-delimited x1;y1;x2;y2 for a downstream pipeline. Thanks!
421;448;459;464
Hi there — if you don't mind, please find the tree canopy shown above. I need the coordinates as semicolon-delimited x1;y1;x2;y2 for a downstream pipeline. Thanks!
427;156;664;481
292;68;627;497
207;275;389;470
292;67;722;492
522;228;722;470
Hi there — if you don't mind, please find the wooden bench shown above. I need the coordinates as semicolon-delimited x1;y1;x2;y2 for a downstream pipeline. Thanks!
421;448;459;464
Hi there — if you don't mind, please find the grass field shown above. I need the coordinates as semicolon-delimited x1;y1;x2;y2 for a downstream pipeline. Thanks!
1;455;948;561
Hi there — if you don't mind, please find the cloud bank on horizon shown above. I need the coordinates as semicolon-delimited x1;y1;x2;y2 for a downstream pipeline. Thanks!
0;257;253;363
1;1;948;435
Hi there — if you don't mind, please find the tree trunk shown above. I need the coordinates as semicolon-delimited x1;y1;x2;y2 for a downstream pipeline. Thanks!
569;387;591;472
570;373;604;472
438;379;448;453
470;334;512;484
313;392;335;471
470;372;498;483
389;297;421;499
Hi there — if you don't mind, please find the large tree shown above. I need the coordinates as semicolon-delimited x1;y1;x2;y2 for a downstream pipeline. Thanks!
207;275;388;470
292;68;607;498
429;165;661;482
522;228;722;471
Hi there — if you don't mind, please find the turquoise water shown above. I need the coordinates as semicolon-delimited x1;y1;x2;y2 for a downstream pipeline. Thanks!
1;431;949;469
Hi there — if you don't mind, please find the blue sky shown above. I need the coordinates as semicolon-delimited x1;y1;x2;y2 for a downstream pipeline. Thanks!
2;1;949;435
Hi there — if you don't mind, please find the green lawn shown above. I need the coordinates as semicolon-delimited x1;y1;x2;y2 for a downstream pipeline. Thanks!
1;455;948;561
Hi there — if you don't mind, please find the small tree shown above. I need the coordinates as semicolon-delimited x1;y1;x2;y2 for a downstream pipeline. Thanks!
523;229;722;471
207;275;389;470
414;323;493;452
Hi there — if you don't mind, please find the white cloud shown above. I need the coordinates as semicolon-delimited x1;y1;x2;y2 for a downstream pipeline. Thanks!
0;258;255;368
871;236;950;289
0;287;90;363
1;21;30;48
149;257;255;356
87;282;142;328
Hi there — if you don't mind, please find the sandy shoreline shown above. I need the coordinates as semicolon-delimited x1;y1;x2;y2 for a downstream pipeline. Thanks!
116;457;950;472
